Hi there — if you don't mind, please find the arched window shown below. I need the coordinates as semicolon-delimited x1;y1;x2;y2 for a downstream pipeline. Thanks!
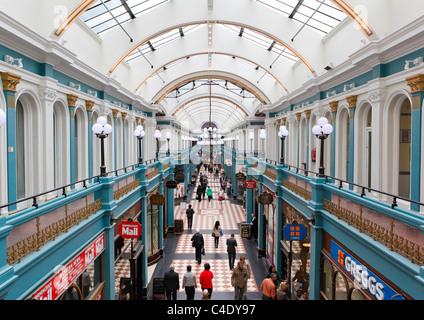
16;100;25;199
336;106;350;181
53;101;68;188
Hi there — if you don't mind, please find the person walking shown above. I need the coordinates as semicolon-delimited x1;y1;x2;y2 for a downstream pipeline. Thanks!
231;261;249;300
196;185;203;202
239;255;251;300
218;188;224;205
182;265;197;300
185;204;194;230
226;179;232;198
191;230;204;265
199;263;214;299
206;186;213;202
261;273;277;300
226;233;237;270
212;220;222;248
164;265;179;300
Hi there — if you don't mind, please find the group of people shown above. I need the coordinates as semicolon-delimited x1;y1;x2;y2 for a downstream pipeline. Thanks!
163;255;253;300
194;163;233;204
190;228;237;269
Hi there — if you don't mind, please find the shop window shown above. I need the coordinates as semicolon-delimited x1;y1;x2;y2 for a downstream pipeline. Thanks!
334;271;348;300
321;258;333;300
147;204;160;256
350;288;366;300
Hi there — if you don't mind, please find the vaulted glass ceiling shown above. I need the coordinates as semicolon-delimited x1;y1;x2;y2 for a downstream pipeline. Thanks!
256;0;347;34
80;0;169;34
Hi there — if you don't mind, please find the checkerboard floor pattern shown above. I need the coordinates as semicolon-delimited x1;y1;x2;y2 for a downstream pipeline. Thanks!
175;233;246;254
171;258;258;293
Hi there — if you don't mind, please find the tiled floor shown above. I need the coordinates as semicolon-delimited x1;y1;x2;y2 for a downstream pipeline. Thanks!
114;167;309;300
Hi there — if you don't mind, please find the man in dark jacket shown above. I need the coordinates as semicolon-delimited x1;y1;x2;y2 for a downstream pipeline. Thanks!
185;204;194;230
226;234;238;270
191;230;204;265
164;265;179;300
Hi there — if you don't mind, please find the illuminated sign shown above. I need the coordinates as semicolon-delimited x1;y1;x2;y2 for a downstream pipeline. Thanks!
331;240;400;300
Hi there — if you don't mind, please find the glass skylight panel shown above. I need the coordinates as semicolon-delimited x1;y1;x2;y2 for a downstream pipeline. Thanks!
80;0;169;35
256;0;346;34
125;25;201;62
222;24;298;63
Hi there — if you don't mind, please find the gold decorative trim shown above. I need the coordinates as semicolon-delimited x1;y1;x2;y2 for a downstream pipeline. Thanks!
7;199;102;265
323;198;424;266
282;178;311;201
67;94;78;108
1;72;21;92
86;100;95;112
113;179;140;201
406;74;424;94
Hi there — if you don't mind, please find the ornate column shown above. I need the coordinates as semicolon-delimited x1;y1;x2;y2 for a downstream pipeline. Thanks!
296;112;302;168
368;90;385;194
39;87;58;196
86;100;95;179
305;110;311;171
1;72;21;209
406;74;424;211
329;101;338;177
112;109;119;171
67;94;78;186
347;95;358;188
121;112;127;167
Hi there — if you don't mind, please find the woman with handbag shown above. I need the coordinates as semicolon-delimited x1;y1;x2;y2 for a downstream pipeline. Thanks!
212;221;222;248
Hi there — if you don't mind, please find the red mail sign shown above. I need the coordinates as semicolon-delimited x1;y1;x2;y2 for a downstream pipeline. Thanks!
119;221;142;239
245;180;256;189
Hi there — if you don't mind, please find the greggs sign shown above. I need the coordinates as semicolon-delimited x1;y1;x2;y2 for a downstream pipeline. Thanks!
331;240;401;300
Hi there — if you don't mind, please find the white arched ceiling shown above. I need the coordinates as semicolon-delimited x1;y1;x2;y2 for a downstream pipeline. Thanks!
4;0;424;134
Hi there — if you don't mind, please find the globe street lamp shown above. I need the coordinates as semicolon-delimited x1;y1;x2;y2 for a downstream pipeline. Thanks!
153;129;161;160
278;125;289;165
92;116;113;177
312;117;333;177
133;125;145;165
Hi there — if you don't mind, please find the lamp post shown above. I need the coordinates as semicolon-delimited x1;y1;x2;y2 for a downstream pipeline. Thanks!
154;129;161;160
133;125;145;165
278;125;289;165
259;129;266;157
166;132;171;156
312;117;333;177
92;116;113;177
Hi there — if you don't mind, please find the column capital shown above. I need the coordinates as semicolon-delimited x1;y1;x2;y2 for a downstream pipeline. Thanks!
406;74;424;94
67;94;78;107
121;112;127;120
86;100;95;112
347;95;358;108
295;112;302;121
112;109;119;118
305;110;311;119
329;101;338;113
1;72;21;92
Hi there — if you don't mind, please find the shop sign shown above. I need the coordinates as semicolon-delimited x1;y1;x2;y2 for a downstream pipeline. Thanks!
245;180;256;189
119;220;142;239
331;240;401;300
32;233;105;300
258;192;273;205
284;224;307;241
166;180;178;189
150;194;165;205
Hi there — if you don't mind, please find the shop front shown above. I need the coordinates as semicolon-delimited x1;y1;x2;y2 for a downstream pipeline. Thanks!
320;231;411;300
114;202;144;300
147;190;162;266
30;233;106;300
280;201;311;299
